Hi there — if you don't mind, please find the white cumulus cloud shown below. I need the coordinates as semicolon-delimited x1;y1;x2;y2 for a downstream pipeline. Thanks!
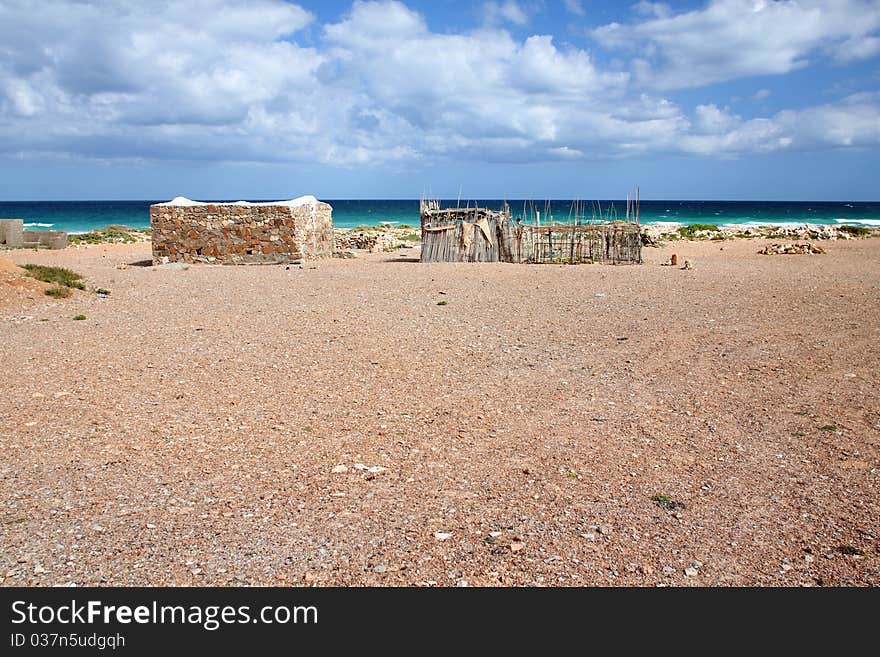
0;0;878;168
593;0;880;89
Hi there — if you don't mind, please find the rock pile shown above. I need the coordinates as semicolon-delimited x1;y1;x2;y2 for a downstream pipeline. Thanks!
743;225;849;240
641;223;876;243
758;243;825;255
334;230;416;253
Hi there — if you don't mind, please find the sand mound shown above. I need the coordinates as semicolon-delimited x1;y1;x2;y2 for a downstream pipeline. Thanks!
0;257;52;309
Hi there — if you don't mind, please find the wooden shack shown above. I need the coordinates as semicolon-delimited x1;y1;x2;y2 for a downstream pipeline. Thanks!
419;200;519;262
419;199;641;265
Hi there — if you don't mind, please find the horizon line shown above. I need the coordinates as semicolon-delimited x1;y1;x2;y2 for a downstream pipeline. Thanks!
2;197;879;204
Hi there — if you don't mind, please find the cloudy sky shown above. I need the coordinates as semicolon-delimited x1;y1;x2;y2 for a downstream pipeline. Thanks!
1;0;879;200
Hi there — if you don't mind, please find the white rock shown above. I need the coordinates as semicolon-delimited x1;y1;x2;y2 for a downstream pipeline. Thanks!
331;464;349;474
434;532;453;541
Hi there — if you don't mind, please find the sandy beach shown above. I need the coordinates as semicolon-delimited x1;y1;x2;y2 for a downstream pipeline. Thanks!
1;237;878;586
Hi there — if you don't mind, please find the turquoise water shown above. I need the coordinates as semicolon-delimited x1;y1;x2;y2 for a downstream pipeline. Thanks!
1;199;879;234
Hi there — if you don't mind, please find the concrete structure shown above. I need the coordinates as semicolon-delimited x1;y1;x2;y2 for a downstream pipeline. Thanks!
149;196;333;265
0;219;67;249
0;219;23;247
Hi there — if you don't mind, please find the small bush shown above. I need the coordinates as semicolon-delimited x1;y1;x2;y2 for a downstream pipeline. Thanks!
678;223;719;238
838;224;871;237
400;233;421;241
94;288;111;295
44;286;72;299
68;227;147;245
651;494;685;510
22;264;85;289
73;314;87;321
819;424;838;432
352;225;379;232
396;224;413;229
436;300;448;306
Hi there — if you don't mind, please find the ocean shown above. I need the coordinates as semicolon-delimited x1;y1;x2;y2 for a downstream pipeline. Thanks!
1;199;879;234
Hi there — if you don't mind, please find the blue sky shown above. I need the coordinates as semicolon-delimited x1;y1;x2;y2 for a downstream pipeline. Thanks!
1;0;879;200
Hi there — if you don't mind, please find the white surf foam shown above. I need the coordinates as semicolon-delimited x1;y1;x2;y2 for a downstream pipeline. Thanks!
836;218;880;226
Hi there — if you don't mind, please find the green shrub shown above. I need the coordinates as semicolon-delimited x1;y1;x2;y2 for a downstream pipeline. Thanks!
44;286;72;298
678;223;719;238
22;264;85;289
436;300;448;306
73;314;87;321
400;233;421;241
651;494;685;510
94;288;111;295
838;224;871;237
396;223;414;229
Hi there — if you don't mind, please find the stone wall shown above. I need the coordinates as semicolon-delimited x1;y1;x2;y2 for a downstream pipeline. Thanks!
149;196;333;265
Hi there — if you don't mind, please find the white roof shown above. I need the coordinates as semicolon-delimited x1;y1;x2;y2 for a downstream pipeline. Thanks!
156;195;320;208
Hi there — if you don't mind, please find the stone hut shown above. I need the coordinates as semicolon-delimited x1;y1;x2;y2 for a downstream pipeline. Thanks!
149;196;333;265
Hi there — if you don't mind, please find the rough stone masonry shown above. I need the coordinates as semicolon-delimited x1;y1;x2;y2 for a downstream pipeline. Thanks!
149;196;333;265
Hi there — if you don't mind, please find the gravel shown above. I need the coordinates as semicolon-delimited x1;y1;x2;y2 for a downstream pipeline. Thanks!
1;238;878;586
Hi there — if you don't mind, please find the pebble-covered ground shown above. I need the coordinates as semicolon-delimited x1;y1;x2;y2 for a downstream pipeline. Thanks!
1;237;878;586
